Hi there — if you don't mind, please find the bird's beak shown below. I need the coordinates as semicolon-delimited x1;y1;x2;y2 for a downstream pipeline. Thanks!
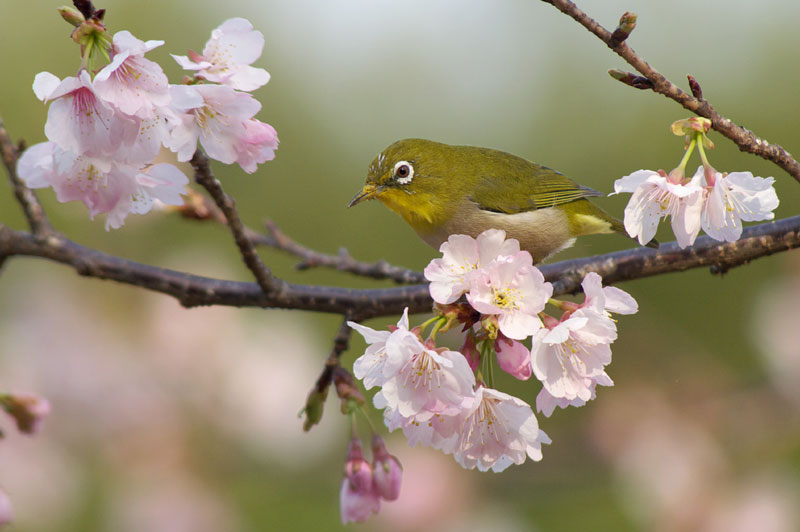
348;183;382;207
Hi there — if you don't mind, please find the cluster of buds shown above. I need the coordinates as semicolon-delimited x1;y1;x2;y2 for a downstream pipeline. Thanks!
18;8;278;229
347;228;638;508
613;117;779;248
340;436;402;524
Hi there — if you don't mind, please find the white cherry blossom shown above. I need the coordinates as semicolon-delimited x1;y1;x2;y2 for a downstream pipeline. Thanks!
424;229;520;304
701;170;779;242
172;18;270;91
452;386;550;473
613;168;705;248
466;253;552;340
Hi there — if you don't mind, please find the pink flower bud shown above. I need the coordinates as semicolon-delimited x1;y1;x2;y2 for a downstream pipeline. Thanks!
344;438;372;493
371;436;403;501
494;335;532;381
340;479;380;524
0;393;50;434
459;333;480;371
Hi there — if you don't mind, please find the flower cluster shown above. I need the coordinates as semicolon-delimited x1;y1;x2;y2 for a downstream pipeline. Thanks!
340;436;402;524
17;14;277;229
346;228;638;524
613;118;778;248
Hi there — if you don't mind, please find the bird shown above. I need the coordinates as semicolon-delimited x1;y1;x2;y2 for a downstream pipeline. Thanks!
348;138;656;263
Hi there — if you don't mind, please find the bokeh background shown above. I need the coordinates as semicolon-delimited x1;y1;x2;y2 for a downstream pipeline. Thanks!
1;1;800;530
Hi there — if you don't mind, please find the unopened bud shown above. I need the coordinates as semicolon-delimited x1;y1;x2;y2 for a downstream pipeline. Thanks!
344;438;373;492
459;333;480;371
371;436;402;501
0;394;50;434
480;315;499;340
58;6;85;26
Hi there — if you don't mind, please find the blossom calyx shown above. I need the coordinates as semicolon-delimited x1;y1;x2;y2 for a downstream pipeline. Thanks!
58;6;85;27
333;368;365;414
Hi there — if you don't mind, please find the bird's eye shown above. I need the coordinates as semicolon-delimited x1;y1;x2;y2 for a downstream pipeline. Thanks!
393;161;414;185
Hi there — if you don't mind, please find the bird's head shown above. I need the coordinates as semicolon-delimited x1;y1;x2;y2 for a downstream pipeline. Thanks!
348;139;455;226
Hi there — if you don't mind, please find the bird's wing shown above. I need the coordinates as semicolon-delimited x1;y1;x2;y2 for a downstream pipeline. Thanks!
468;165;603;214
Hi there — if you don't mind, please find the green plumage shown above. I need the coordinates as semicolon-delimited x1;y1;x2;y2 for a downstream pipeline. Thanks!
351;138;654;262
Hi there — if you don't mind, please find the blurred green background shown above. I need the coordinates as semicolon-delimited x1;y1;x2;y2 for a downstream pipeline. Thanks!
1;1;799;530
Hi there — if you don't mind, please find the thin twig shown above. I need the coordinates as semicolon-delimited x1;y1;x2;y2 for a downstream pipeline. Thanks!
177;192;424;284
190;150;280;294
252;220;426;284
0;117;53;235
544;0;800;183
2;217;798;320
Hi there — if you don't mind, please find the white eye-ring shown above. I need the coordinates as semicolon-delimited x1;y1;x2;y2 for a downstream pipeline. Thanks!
393;160;414;185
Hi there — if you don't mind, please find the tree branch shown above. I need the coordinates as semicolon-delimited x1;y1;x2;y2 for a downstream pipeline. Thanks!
190;151;280;293
0;118;53;235
251;220;426;284
2;216;798;321
544;0;800;183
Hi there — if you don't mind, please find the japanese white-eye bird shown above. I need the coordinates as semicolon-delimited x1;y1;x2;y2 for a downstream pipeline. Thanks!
348;138;657;263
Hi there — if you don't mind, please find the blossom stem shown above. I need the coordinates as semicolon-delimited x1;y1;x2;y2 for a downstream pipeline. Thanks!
419;315;442;334
428;316;446;342
676;136;697;176
357;407;379;434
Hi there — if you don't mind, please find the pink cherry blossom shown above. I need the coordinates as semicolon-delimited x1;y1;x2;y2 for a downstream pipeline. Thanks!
580;271;638;316
94;31;170;119
424;229;520;304
172;18;270;91
701;170;779;242
234;119;278;174
379;396;468;454
348;308;420;390
371;436;402;501
166;84;262;164
452;386;550;472
531;311;616;404
17;141;187;230
34;70;138;159
535;376;611;417
466;253;552;340
494;335;532;380
378;346;475;418
613;168;705;248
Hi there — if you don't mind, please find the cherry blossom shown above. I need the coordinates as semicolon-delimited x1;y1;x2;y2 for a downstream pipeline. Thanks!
165;83;262;166
579;272;638;317
34;70;138;159
93;31;170;119
424;229;520;304
466;253;552;340
613;168;705;248
348;308;419;390
701;170;779;242
535;377;611;417
17;141;187;230
172;18;270;92
531;311;616;404
234;119;279;174
452;386;550;472
378;345;475;419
